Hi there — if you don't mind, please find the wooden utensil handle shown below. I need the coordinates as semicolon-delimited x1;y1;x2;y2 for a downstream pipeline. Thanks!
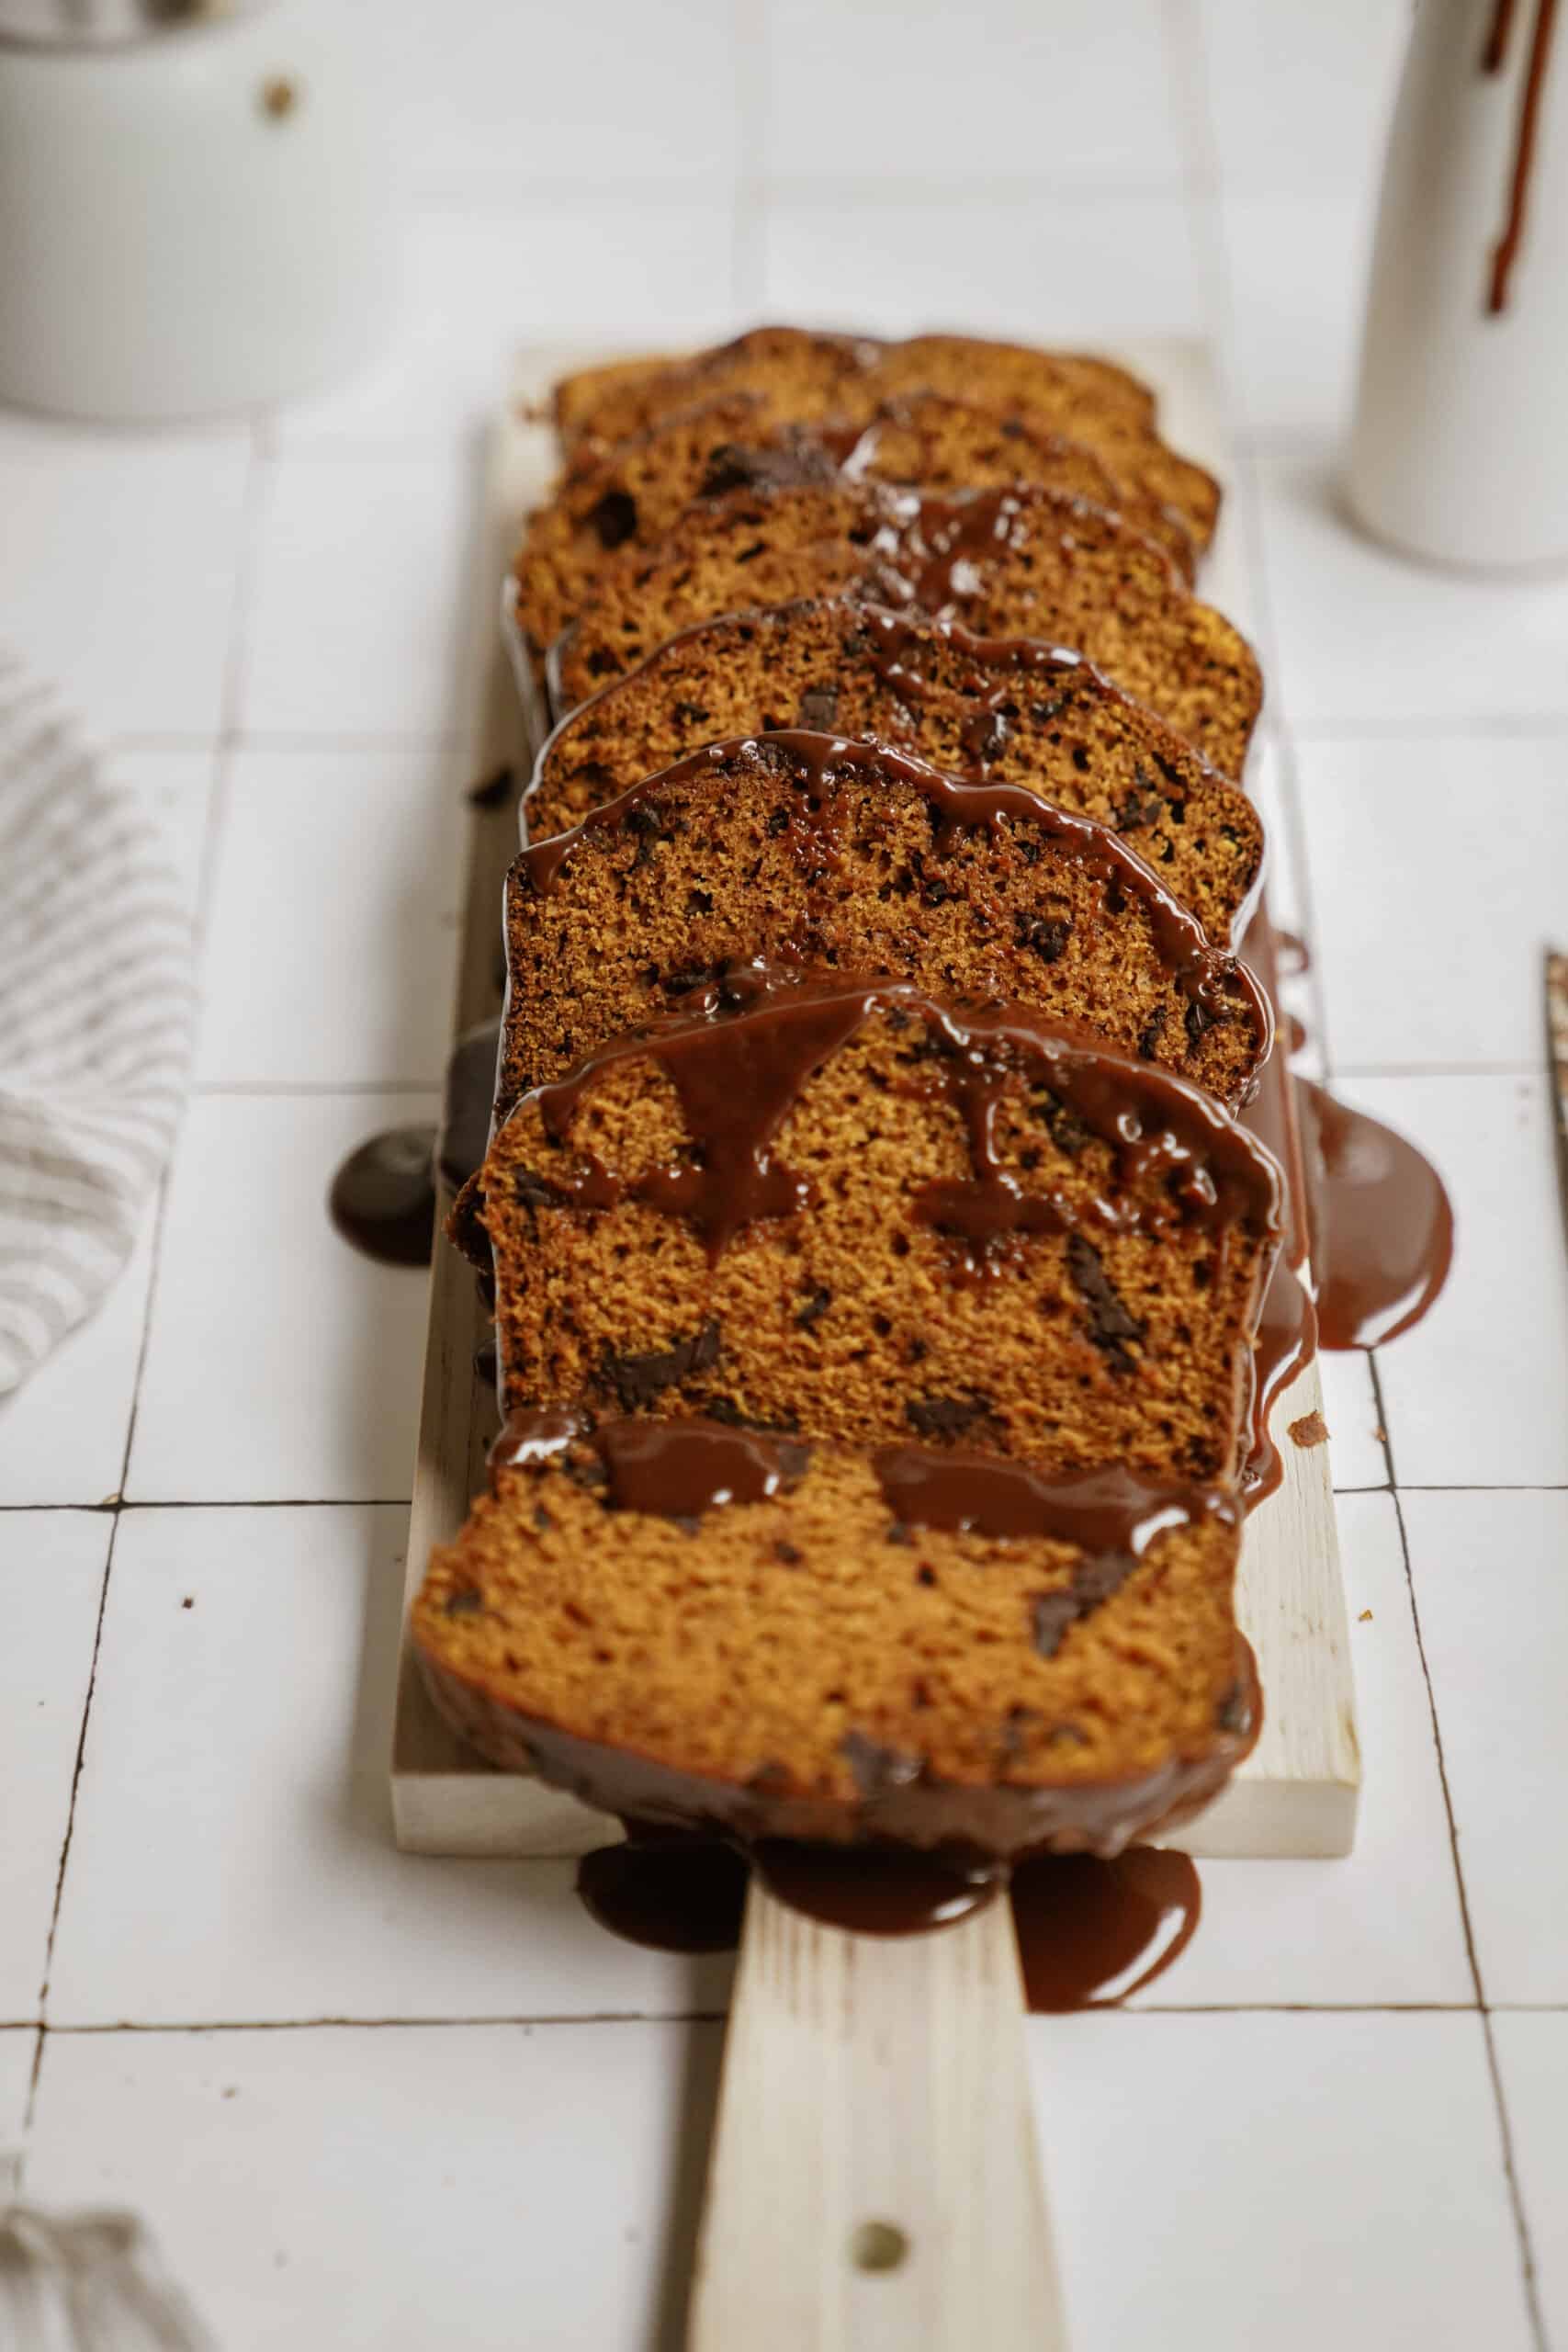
688;1880;1067;2352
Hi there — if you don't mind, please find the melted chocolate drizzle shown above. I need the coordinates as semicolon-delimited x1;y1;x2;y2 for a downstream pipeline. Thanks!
851;484;1091;622
1235;911;1453;1501
518;728;1267;1054
509;967;1280;1274
1482;0;1560;314
871;1444;1235;1552
491;1408;1234;1557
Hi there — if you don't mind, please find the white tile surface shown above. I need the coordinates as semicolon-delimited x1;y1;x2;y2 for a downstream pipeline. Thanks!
197;746;461;1087
28;2019;718;2352
382;0;741;186
240;451;470;738
1299;732;1568;1072
111;743;220;918
1341;1074;1568;1489
0;1209;156;1509
761;193;1206;340
48;1505;732;2027
0;2030;33;2151
1032;2010;1532;2352
764;0;1184;187
1198;0;1409;197
1403;1488;1568;2007
1318;1344;1389;1491
0;1515;107;2022
276;199;739;448
1220;193;1371;444
0;418;251;738
1255;453;1568;729
1492;2014;1568;2348
5;5;1555;2326
127;1093;436;1503
1142;1493;1470;2008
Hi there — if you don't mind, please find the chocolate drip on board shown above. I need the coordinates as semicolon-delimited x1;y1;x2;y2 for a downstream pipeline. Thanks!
1482;0;1560;314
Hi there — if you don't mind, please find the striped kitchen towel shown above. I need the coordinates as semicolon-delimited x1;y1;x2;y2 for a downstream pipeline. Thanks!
0;656;196;1396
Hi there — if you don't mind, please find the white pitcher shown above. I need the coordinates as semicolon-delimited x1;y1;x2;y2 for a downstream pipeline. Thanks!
1347;0;1568;569
0;0;400;422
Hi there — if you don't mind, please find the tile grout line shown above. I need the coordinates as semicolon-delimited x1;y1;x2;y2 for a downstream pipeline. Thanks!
1369;1353;1550;2351
1181;24;1546;2332
22;417;280;2154
22;1997;1531;2038
1162;0;1340;1081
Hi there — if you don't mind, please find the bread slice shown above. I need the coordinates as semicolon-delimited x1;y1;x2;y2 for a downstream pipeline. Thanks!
548;326;1218;556
472;975;1283;1487
525;599;1265;944
500;733;1271;1114
551;478;1261;774
514;386;1195;660
412;1411;1258;1859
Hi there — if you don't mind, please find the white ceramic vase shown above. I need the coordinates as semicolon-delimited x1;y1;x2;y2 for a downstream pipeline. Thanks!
1347;0;1568;569
0;0;400;423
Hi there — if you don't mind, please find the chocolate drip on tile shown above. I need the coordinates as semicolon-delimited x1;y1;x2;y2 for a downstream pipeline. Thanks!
330;1021;504;1268
1482;0;1560;313
329;1126;437;1267
578;1833;750;1954
511;969;1280;1271
1234;910;1452;1500
1009;1846;1201;2007
1298;1080;1455;1349
573;1826;1203;2005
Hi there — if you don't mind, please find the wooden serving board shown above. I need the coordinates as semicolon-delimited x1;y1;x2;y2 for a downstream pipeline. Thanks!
390;338;1360;1867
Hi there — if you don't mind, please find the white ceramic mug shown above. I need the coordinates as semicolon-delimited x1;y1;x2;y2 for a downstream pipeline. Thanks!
0;0;400;422
1347;0;1568;569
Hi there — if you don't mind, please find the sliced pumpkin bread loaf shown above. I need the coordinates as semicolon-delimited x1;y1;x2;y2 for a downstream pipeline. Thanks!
551;478;1261;773
500;734;1270;1114
471;975;1282;1480
548;326;1218;556
555;326;1152;446
514;387;1193;660
524;600;1265;944
413;1411;1258;1858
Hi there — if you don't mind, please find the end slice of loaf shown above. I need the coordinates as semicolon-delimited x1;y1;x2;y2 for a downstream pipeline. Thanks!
548;326;1218;556
515;386;1195;659
552;479;1261;774
413;1412;1258;1859
501;733;1271;1114
475;976;1282;1484
525;598;1265;944
553;325;1154;451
